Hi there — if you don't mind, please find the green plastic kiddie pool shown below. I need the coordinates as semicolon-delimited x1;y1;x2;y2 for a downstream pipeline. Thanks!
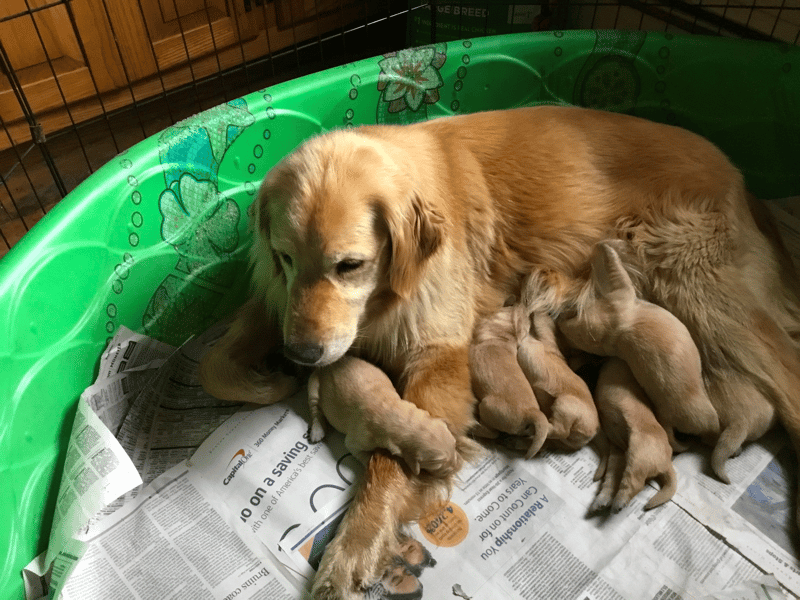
1;30;798;599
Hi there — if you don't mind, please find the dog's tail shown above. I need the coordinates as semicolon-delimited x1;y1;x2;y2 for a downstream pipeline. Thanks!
198;297;299;404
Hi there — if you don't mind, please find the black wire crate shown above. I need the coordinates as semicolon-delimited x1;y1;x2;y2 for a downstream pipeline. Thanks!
0;0;796;256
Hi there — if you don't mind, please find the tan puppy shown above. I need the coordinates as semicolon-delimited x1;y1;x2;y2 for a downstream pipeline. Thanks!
705;308;784;483
517;311;599;449
308;356;459;476
198;107;800;599
557;242;720;451
706;368;776;484
591;357;678;512
470;305;550;458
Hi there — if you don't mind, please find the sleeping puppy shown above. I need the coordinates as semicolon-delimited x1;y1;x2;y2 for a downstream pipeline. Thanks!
591;357;677;512
308;355;459;476
199;106;800;599
705;307;787;483
706;367;776;484
557;242;720;451
470;305;551;458
517;311;599;450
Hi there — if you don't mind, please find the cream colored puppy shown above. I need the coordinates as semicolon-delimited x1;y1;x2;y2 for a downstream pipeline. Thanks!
517;311;599;450
308;356;459;477
558;242;720;451
704;305;782;483
706;368;776;483
470;305;550;458
591;357;678;512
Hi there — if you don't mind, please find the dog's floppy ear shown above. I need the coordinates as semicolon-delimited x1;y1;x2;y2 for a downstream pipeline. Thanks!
381;192;445;299
247;198;257;231
248;183;283;280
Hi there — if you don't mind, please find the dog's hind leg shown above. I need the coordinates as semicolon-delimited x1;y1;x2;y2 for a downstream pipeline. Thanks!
665;427;691;454
590;444;625;513
710;424;749;484
525;409;550;459
643;465;678;510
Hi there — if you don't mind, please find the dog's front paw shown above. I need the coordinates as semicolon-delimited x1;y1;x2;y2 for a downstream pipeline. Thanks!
248;370;300;405
312;532;394;600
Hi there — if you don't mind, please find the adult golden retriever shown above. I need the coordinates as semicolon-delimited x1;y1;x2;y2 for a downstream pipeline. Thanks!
199;106;800;599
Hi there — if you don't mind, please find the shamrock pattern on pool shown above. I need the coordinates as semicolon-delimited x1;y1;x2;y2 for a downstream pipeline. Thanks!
144;99;254;344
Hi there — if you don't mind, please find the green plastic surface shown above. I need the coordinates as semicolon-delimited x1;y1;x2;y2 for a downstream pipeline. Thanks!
1;30;799;599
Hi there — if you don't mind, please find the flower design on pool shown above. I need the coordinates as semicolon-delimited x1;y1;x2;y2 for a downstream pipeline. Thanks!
378;46;446;113
159;173;240;273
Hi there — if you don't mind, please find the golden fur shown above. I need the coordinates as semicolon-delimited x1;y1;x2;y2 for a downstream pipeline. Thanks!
557;242;720;452
470;305;551;458
591;357;678;512
517;311;599;449
307;355;459;476
198;106;800;599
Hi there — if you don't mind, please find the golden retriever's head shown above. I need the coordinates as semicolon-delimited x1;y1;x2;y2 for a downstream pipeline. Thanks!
250;130;444;367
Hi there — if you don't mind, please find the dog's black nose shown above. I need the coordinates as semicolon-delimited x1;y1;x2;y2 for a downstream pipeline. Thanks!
284;342;324;365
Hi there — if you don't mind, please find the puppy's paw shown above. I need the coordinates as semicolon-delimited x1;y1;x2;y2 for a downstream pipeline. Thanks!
470;422;499;440
403;431;459;477
590;448;624;513
589;492;613;514
610;494;632;513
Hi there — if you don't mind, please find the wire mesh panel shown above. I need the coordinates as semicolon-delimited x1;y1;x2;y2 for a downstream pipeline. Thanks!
0;0;797;257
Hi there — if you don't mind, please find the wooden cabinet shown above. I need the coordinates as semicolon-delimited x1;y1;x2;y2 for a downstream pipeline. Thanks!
0;0;371;150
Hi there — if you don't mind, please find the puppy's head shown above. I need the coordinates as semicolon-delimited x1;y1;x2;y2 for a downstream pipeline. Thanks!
250;130;444;367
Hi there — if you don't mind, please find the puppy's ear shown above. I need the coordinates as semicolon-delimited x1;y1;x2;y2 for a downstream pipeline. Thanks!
592;242;634;302
382;193;445;299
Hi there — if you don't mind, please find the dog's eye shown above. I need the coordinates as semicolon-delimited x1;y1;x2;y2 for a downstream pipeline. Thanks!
279;253;293;268
336;259;364;275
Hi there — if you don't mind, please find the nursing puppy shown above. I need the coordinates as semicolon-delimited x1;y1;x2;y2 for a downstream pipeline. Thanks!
308;355;459;476
199;106;800;599
517;311;599;450
706;368;776;483
591;357;677;512
470;305;550;458
558;242;720;451
706;308;788;483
